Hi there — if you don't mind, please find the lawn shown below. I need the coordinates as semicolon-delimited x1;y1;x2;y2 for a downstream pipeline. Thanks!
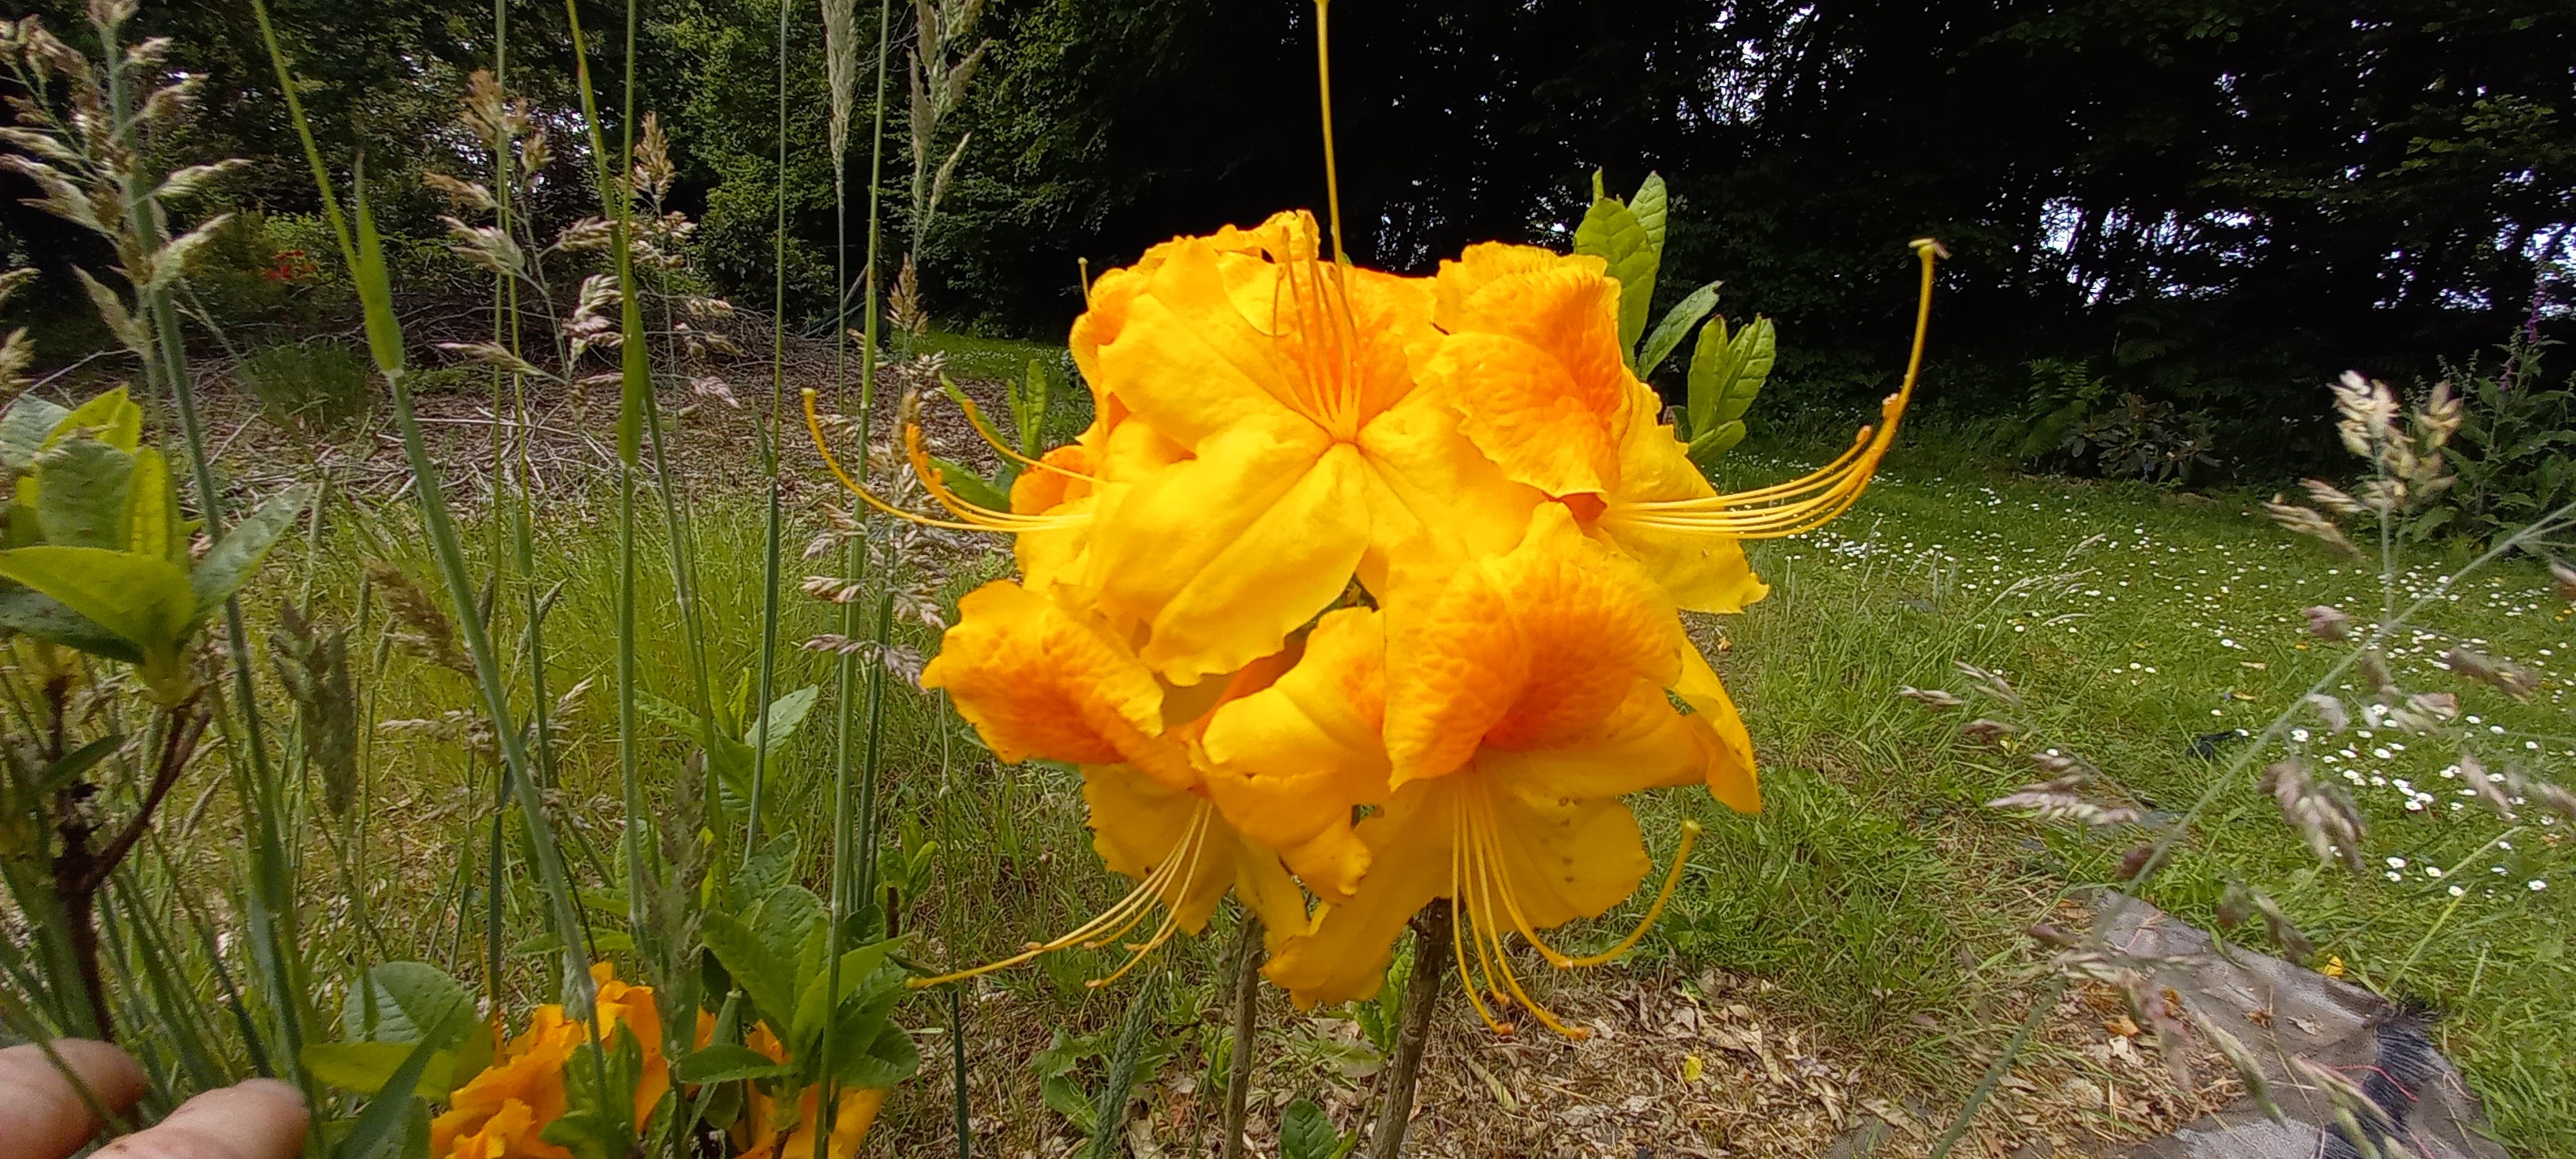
316;396;2574;1155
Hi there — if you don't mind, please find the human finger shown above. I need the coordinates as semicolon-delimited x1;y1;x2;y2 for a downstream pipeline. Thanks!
90;1079;308;1159
0;1039;150;1159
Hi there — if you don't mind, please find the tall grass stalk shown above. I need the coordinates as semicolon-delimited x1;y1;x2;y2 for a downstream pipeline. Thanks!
249;0;599;1024
80;0;315;1074
818;0;891;1148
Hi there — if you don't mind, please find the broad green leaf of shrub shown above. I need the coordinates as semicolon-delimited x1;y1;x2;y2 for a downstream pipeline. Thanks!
191;483;315;619
1281;1099;1353;1159
123;448;182;561
0;588;140;662
540;1030;644;1159
301;1041;459;1101
1015;358;1054;456
330;1037;441;1159
0;396;68;474
1684;315;1774;471
1575;171;1670;364
673;1043;794;1084
47;386;141;454
36;438;133;550
0;546;193;655
342;961;477;1050
830;1018;919;1090
1638;280;1720;381
702;910;799;1037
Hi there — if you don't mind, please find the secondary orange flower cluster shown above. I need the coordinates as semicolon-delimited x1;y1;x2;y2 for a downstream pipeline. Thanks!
886;211;1919;1031
430;965;882;1159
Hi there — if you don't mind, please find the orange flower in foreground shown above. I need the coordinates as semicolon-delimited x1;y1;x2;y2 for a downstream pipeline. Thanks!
733;1023;887;1159
430;963;665;1159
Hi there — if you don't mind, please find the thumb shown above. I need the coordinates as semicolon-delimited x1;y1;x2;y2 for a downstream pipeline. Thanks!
92;1080;307;1159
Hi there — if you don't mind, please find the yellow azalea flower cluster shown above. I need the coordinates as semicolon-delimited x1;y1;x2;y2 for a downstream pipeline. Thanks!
431;964;668;1159
430;966;883;1159
817;211;1927;1032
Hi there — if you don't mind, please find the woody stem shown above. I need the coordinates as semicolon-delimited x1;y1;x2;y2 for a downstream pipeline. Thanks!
1219;913;1264;1159
1368;907;1453;1159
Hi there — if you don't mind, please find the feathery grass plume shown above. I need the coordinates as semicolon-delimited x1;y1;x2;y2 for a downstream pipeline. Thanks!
2262;758;2367;872
822;0;859;162
269;602;358;815
2262;497;2364;560
365;560;472;675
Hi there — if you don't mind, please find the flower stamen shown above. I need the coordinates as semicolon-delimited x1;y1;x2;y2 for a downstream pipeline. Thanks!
1606;238;1943;540
908;798;1214;989
934;378;1100;484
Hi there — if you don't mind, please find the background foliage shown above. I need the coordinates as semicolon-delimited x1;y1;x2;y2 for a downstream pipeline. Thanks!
3;0;2573;477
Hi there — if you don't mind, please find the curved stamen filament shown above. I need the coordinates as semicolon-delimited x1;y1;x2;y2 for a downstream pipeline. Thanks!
938;383;1100;484
803;388;994;532
1458;784;1583;1038
898;422;1090;533
1447;793;1514;1036
909;799;1215;989
1609;238;1942;540
1468;780;1700;969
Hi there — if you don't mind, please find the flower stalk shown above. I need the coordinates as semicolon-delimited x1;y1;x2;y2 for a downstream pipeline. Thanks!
1219;914;1264;1159
1368;910;1451;1159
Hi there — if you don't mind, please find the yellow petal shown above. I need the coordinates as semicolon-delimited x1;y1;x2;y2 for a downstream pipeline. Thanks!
1082;764;1299;938
1425;243;1632;497
1262;777;1457;1009
1673;643;1761;812
1592;381;1769;613
1200;608;1391;901
1090;415;1369;685
919;581;1181;778
1351;392;1544;606
1384;503;1683;784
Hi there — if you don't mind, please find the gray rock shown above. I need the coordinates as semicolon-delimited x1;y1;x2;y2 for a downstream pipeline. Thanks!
2096;896;2507;1159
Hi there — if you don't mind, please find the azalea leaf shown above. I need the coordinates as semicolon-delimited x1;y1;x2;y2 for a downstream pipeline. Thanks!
301;1041;458;1101
191;483;314;621
1683;314;1774;463
1631;172;1669;263
929;456;1010;512
1687;421;1748;471
832;1017;920;1090
1573;192;1659;366
341;961;476;1051
36;437;133;549
672;1044;792;1085
702;910;797;1033
0;546;193;651
1638;280;1720;381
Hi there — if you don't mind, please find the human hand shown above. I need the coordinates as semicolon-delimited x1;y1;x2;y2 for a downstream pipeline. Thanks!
0;1040;306;1159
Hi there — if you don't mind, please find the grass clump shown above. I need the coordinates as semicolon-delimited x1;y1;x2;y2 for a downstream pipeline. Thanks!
235;339;373;434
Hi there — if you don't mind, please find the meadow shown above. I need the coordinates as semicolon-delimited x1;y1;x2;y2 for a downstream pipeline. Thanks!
287;362;2571;1154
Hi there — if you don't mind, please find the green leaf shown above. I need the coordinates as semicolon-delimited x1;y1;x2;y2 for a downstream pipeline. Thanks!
1631;172;1668;258
674;1044;795;1085
1017;358;1053;456
541;1031;642;1159
747;685;819;753
349;167;406;377
47;387;140;454
832;1018;921;1090
342;962;477;1050
1638;281;1720;381
331;1037;441;1159
1684;314;1775;455
28;733;123;797
0;546;193;651
1687;422;1747;471
191;483;314;620
1039;1075;1098;1136
929;456;1011;512
702;911;798;1034
0;396;68;474
1280;1100;1350;1159
122;447;180;561
0;587;141;662
1573;189;1661;365
36;437;134;550
301;1041;458;1101
791;940;907;1056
